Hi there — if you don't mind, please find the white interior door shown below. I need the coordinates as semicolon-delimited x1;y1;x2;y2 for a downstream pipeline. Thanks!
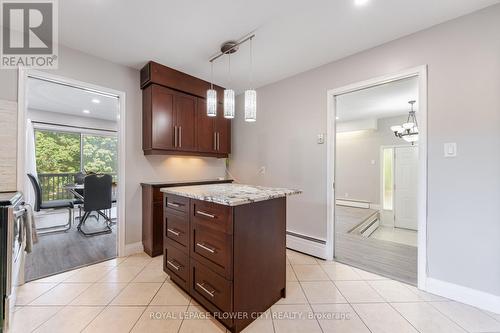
394;146;418;230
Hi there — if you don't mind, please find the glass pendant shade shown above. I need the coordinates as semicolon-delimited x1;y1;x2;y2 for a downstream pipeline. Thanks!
244;90;257;122
390;125;403;133
402;122;414;130
224;89;235;119
206;89;217;117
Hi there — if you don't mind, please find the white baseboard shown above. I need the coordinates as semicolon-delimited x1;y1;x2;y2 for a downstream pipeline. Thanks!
426;277;500;314
123;242;144;256
286;234;328;260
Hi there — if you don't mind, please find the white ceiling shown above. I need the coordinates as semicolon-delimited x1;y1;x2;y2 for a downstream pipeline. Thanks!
27;78;119;121
336;76;418;122
57;0;499;93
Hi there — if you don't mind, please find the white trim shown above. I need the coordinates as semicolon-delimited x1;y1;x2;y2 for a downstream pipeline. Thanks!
123;242;145;257
326;65;428;288
336;199;370;209
286;235;327;259
426;278;500;314
17;69;127;258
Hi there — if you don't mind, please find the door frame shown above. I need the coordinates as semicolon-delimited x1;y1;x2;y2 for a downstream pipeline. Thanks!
326;65;428;289
17;68;127;257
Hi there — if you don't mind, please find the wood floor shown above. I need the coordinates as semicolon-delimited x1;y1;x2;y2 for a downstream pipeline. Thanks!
335;205;418;285
25;211;117;281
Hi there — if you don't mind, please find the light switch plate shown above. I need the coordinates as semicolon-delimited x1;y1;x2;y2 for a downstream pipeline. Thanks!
444;143;457;157
317;134;325;144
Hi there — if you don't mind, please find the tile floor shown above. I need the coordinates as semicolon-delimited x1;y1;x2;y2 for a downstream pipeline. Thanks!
9;250;500;333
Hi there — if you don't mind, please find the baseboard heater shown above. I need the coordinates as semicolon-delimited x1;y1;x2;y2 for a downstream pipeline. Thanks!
336;199;370;209
286;231;326;244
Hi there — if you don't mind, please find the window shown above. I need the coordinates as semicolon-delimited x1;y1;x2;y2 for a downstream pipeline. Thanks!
34;128;117;201
382;147;394;211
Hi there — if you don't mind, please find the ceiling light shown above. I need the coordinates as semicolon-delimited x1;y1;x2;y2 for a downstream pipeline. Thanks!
91;98;100;104
336;116;339;120
244;37;257;122
391;100;419;145
207;61;217;117
354;0;370;6
224;53;235;119
82;109;90;114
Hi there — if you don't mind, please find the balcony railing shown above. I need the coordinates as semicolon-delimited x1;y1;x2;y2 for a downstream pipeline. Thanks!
38;172;117;202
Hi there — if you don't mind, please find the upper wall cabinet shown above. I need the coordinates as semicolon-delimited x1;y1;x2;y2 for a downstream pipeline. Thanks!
141;61;230;158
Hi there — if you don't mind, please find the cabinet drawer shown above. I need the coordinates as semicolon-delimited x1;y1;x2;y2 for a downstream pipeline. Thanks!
164;245;189;290
165;213;188;250
191;259;232;313
191;224;232;279
165;194;189;215
192;200;232;234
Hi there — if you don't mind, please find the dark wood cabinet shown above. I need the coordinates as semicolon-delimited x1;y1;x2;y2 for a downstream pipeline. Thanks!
163;196;287;333
141;180;233;257
141;61;230;158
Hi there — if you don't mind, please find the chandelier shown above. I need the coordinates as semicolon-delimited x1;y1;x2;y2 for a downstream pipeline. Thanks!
390;100;418;144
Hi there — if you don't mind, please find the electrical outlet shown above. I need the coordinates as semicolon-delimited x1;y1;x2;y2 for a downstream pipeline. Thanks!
317;134;325;144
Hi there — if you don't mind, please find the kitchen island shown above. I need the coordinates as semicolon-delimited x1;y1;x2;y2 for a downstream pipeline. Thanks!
160;184;300;333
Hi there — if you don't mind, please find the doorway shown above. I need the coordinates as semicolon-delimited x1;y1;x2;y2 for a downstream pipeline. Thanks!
326;66;427;287
17;70;126;281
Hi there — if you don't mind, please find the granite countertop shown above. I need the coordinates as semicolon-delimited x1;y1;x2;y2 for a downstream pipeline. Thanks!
160;183;301;206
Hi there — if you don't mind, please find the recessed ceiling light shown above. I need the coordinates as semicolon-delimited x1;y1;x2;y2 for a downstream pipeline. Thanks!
83;109;90;114
91;98;100;104
354;0;370;6
336;116;340;120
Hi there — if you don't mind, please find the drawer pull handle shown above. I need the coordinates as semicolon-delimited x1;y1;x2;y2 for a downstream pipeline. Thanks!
167;228;180;237
167;202;182;208
167;260;181;271
196;210;216;219
196;243;216;253
196;282;215;298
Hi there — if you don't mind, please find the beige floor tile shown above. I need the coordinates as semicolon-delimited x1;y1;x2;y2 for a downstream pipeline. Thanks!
15;282;57;305
178;305;226;333
286;250;318;264
71;283;127;305
82;306;146;333
32;268;82;283
353;303;418;333
99;265;143;283
405;284;447;301
271;304;322;333
120;253;153;267
392;302;467;333
312;303;370;333
321;263;362;281
431;301;500;332
301;281;347;304
33;305;103;333
150;282;191;306
94;257;126;267
335;280;384;303
352;267;389;280
111;282;162;306
292;265;329;281
132;265;168;283
368;280;423;302
30;283;92;305
286;264;298;281
241;311;274;333
315;258;337;265
276;281;308;305
8;306;62;333
131;305;188;333
63;265;114;283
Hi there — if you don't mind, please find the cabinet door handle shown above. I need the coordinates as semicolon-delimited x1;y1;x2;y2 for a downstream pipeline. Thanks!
167;202;181;208
218;132;221;151
213;132;217;151
196;282;215;298
179;126;182;147
174;126;178;147
167;260;181;271
196;210;216;219
167;228;180;237
196;242;216;253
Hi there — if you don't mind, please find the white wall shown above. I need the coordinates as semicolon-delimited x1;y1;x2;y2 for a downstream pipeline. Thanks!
231;5;500;297
0;45;227;246
28;108;118;131
336;115;406;205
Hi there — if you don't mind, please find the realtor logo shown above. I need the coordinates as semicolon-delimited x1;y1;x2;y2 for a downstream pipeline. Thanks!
1;0;58;68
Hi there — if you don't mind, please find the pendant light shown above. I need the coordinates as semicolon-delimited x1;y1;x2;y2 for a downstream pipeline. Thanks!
390;100;419;145
206;61;217;117
224;53;235;119
244;37;257;122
